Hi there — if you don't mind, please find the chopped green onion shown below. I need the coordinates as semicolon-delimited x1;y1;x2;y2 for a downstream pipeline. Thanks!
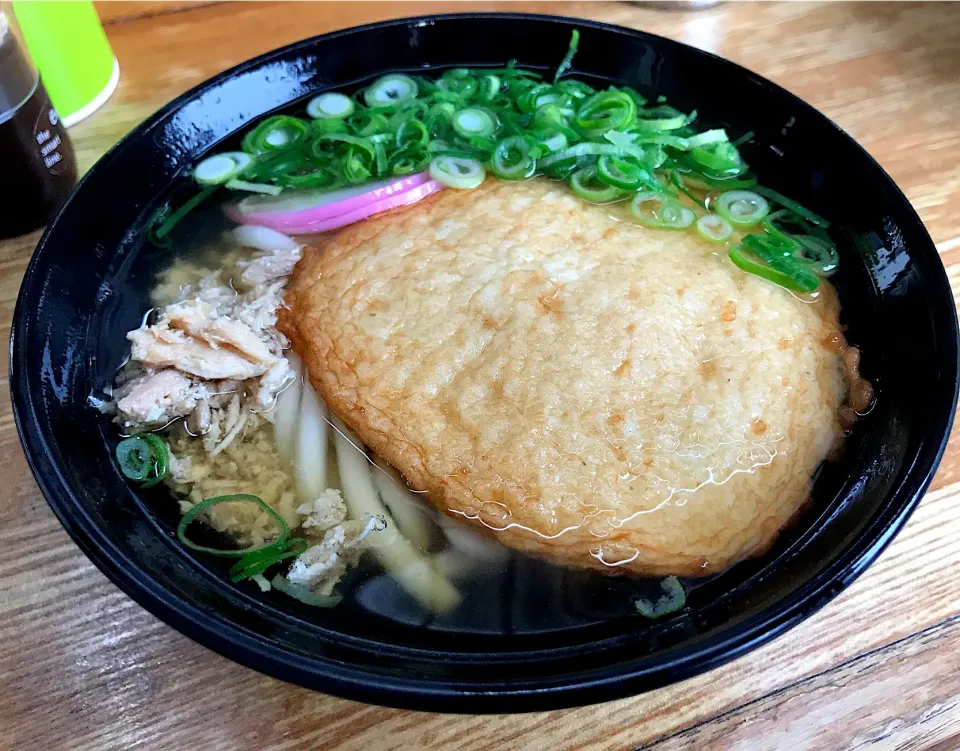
139;434;169;488
553;28;580;83
534;131;569;155
116;437;152;481
732;235;820;293
686;129;729;149
149;185;218;245
539;142;621;169
575;90;638;138
270;574;343;608
688;142;745;177
669;170;706;207
752;186;830;227
364;74;418;107
275;164;337;189
453;107;498;138
177;494;290;557
603;129;648;162
347;110;389;137
794;234;840;275
597;154;647;190
307;92;355;119
557;78;596;100
160;29;837;294
311;118;346;135
569;166;624;203
491;136;536;180
116;435;169;487
631;192;696;229
714;190;770;227
631;133;691;150
696;214;734;242
395;119;430;150
761;210;838;275
429;155;486;189
635;576;686;619
634;105;688;131
193;152;252;186
229;538;308;582
224;179;283;196
677;168;758;191
438;70;478;99
389;146;431;175
242;116;310;154
478;74;501;101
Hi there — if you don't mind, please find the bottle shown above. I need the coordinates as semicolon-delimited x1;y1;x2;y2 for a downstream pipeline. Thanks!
0;3;77;240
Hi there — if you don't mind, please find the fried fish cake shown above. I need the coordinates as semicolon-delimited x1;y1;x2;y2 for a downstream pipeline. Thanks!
279;178;849;576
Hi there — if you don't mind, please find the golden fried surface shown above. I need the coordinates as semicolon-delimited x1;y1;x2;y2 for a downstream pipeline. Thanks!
280;179;849;576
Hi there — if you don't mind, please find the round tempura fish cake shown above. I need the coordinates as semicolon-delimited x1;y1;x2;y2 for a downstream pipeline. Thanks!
280;178;850;577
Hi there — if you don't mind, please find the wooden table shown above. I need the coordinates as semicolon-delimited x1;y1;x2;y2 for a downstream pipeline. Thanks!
2;2;959;748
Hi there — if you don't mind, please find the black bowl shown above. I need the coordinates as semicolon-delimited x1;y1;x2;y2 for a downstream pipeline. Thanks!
11;13;959;712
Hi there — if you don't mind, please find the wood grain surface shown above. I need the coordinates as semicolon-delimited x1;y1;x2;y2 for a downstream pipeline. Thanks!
2;3;959;749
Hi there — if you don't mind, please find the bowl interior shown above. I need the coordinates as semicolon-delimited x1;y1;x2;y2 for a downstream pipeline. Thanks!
12;14;958;710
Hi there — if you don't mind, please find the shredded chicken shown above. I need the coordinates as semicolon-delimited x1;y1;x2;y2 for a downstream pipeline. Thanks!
298;489;348;531
128;318;276;381
108;227;393;600
286;517;378;595
166;413;302;543
113;230;298;432
115;369;208;428
239;246;302;286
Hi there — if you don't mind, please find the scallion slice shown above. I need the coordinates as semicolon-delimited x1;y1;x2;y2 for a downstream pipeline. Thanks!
224;179;283;196
307;92;355;119
395;119;430;150
364;74;419;107
731;235;820;293
575;90;638;138
193;152;252;186
752;186;830;227
686;128;729;149
634;105;687;131
116;435;169;487
635;577;686;619
569;166;623;203
478;74;501;101
597;154;647;191
116;437;152;481
229;538;308;582
631;192;696;230
242;116;310;154
139;434;169;488
715;190;770;227
794;234;840;275
389;146;431;175
429;155;486;189
539;142;621;169
669;170;706;207
553;28;580;82
491;136;536;180
149;185;218;245
696;213;734;242
177;494;290;557
452;107;497;139
688;142;745;177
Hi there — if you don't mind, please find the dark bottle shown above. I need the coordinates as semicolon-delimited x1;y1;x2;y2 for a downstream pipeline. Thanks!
0;8;77;240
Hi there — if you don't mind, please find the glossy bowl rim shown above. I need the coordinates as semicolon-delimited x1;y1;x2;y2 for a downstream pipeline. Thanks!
10;12;960;712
